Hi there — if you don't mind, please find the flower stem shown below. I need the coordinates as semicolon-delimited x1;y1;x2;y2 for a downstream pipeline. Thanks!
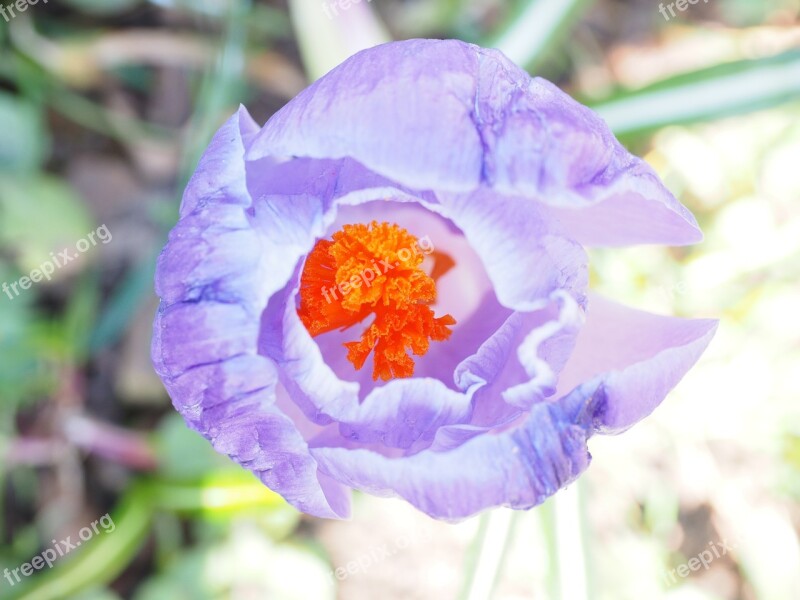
460;509;517;600
550;483;590;600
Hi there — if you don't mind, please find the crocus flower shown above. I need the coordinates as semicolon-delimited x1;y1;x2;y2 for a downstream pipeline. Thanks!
152;39;717;520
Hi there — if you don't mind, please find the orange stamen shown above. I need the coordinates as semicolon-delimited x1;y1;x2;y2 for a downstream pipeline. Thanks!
298;221;456;381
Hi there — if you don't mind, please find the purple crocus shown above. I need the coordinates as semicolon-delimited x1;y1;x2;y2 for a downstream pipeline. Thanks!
152;39;717;520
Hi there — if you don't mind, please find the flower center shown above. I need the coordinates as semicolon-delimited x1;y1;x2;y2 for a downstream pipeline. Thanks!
297;221;456;381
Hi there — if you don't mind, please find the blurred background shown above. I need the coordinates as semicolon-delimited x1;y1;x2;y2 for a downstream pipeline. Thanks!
1;0;799;599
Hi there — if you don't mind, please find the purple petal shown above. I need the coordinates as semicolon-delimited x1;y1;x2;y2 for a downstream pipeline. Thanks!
437;190;588;310
543;190;703;247
311;296;716;519
247;39;701;245
556;293;718;433
248;40;485;193
153;108;349;518
181;105;259;218
312;395;592;521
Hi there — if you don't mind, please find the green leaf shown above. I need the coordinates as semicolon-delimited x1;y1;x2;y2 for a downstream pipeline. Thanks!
0;175;94;277
154;413;233;482
0;271;50;407
7;488;153;600
87;252;156;354
488;0;594;71
590;50;800;137
133;530;334;600
60;272;101;363
287;0;391;81
718;0;790;27
145;470;289;518
178;0;251;181
70;589;123;600
0;92;47;172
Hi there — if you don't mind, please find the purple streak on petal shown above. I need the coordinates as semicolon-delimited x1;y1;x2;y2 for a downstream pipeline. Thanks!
153;109;350;519
155;205;264;308
312;395;592;521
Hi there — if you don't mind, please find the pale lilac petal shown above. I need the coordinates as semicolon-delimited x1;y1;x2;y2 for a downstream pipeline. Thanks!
312;393;593;521
312;296;715;519
247;39;702;245
181;105;259;217
153;109;349;518
437;190;588;310
556;293;718;432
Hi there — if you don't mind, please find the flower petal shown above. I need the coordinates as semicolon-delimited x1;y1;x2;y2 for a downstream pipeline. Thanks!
555;293;718;433
539;153;703;246
311;392;593;521
248;39;485;193
311;294;716;519
247;39;701;245
437;190;588;310
181;105;259;218
500;77;703;246
153;108;349;518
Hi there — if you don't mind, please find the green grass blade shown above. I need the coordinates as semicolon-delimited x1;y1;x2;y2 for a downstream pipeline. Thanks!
7;487;153;600
459;510;517;600
88;2;251;356
488;0;594;71
287;0;390;81
591;50;800;137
